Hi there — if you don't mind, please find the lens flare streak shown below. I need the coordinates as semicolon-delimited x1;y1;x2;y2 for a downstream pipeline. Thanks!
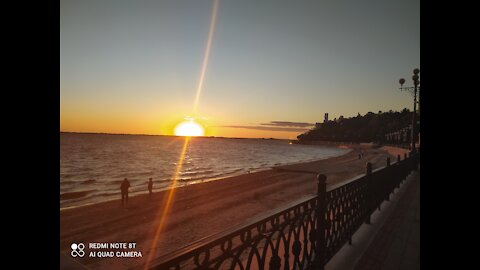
145;1;219;268
193;0;219;113
143;137;190;270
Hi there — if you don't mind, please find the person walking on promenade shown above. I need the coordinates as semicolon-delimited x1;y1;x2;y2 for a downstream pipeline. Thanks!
121;178;130;206
148;178;153;197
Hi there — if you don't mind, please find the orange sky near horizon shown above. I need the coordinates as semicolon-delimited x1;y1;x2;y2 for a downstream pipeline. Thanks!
59;111;306;140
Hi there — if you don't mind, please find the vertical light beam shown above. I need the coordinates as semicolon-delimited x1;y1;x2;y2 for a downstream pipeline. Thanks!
144;2;220;268
143;137;190;270
192;0;219;114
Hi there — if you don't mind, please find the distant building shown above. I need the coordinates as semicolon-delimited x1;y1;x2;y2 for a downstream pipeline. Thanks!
324;113;329;123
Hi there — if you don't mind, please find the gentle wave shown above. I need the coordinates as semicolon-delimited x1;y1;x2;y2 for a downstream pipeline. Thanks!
81;179;96;185
60;190;96;200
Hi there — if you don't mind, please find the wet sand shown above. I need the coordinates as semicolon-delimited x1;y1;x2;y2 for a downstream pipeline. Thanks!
60;145;408;270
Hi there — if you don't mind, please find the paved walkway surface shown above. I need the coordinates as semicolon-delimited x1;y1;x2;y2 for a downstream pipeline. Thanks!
354;170;420;270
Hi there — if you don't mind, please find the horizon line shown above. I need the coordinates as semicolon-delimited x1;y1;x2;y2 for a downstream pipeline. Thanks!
59;131;290;141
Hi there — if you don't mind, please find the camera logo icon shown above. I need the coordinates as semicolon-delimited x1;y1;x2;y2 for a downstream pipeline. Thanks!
70;243;85;257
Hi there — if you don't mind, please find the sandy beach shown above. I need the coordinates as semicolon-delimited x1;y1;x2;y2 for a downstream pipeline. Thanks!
60;145;408;270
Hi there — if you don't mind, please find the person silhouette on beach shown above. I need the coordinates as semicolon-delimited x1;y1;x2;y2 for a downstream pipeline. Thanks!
148;178;153;197
121;178;130;206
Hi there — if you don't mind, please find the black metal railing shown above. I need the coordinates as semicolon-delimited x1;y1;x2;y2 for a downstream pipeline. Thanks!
146;152;419;270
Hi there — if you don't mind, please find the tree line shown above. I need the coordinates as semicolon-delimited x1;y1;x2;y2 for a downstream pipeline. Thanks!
297;108;418;143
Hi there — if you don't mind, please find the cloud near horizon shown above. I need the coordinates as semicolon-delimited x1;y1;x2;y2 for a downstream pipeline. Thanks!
260;121;315;128
221;121;314;132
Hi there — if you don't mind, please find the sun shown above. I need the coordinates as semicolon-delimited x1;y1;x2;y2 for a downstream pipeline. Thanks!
174;120;205;137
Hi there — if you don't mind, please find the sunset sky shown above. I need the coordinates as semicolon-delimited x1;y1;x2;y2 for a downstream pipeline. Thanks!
60;0;419;139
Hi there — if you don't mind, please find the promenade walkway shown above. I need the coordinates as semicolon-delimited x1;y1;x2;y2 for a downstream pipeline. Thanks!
326;169;420;270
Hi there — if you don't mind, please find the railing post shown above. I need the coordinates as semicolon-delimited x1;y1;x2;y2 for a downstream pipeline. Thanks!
385;157;391;202
314;174;327;270
408;152;413;172
365;162;373;225
394;154;401;189
413;151;419;171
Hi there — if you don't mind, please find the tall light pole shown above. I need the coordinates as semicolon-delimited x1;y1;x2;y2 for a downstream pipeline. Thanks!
399;68;420;153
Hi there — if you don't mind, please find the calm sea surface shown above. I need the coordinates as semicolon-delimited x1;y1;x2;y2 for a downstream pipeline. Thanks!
60;133;350;208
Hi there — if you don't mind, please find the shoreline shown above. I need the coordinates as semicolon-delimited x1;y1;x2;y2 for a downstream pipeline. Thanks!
60;145;408;270
60;144;350;210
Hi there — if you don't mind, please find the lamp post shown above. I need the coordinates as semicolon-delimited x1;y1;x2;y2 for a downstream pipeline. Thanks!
399;68;420;153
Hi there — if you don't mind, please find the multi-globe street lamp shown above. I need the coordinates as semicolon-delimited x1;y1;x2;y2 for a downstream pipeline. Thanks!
399;68;420;153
